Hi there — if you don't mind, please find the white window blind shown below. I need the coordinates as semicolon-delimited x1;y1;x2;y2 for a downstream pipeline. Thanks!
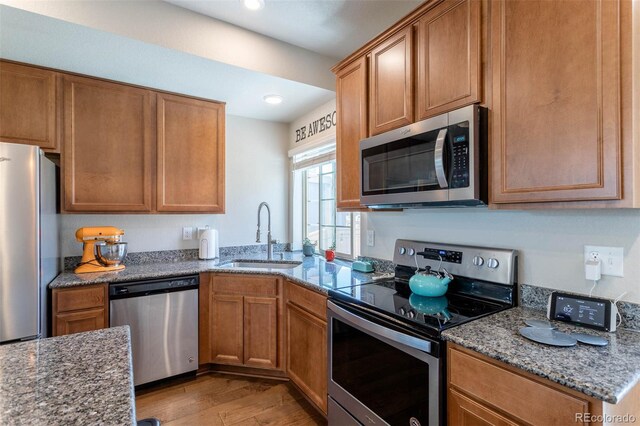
290;143;336;171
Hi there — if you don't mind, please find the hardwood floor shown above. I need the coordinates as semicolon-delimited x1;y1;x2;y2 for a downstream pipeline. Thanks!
135;373;327;426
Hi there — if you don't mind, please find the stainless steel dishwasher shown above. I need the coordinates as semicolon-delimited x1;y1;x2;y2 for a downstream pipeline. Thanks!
110;275;199;386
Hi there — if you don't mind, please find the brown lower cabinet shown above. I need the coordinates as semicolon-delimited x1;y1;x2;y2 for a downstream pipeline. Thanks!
448;343;640;426
285;281;328;414
52;284;108;337
207;274;284;372
198;274;328;415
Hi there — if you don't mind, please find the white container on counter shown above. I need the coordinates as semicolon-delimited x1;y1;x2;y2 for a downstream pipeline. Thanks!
199;229;219;259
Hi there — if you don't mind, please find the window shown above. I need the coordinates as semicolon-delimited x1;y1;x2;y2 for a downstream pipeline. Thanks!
302;160;360;258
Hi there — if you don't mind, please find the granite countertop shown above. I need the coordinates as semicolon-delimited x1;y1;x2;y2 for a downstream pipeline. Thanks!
442;307;640;404
0;326;136;425
49;252;382;294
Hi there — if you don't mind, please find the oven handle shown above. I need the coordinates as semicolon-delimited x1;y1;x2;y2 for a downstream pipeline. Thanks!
328;300;432;353
434;128;449;188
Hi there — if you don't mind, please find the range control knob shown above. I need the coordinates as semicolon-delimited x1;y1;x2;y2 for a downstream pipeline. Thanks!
398;247;407;255
487;258;500;269
472;256;485;267
399;307;407;315
408;310;416;319
408;248;416;256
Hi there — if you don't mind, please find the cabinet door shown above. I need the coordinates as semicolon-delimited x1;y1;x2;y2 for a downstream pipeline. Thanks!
416;0;481;120
156;93;225;213
286;302;327;414
63;75;154;212
448;388;518;426
54;308;106;337
243;296;278;369
0;61;59;152
211;294;244;365
369;26;413;136
490;0;622;203
336;57;368;210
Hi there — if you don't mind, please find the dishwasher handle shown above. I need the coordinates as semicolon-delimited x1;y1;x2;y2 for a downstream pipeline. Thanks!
109;275;199;299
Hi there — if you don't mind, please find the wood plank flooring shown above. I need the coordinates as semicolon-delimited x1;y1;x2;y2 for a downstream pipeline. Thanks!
135;373;327;426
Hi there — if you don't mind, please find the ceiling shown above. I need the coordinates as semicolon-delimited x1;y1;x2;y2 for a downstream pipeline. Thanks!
163;0;423;59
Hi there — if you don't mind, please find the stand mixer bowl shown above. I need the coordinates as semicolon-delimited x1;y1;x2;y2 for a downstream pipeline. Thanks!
95;241;128;266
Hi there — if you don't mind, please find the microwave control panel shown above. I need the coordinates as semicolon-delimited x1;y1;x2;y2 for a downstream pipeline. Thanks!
449;123;470;188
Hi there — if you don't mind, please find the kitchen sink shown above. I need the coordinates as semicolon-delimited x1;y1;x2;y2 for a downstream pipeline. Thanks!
220;260;302;269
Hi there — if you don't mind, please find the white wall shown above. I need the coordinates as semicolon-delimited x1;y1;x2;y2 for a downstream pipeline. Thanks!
362;209;640;304
61;115;290;257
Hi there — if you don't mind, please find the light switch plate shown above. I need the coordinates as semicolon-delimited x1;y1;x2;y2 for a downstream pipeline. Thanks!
584;245;624;277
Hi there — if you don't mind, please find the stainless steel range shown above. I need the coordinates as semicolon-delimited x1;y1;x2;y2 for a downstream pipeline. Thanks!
327;239;518;426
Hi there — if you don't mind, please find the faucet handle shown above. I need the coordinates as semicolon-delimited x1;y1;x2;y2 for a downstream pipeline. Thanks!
256;229;261;243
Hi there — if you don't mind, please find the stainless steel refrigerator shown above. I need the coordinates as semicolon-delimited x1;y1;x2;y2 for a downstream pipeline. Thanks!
0;142;60;343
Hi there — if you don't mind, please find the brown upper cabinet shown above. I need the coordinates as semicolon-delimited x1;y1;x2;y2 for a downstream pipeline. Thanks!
58;69;225;213
0;61;60;152
335;57;368;210
416;0;481;120
490;0;629;205
369;26;414;136
63;75;155;212
334;0;638;209
156;93;225;213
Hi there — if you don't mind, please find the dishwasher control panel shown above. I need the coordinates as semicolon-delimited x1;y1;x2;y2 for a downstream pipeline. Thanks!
109;275;199;299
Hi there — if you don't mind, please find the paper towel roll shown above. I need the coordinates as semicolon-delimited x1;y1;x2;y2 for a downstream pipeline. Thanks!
199;229;219;259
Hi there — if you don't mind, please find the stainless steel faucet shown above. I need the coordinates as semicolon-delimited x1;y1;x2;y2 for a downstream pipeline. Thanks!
256;201;276;260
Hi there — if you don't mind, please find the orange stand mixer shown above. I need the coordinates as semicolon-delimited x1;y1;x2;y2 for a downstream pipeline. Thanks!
75;226;128;274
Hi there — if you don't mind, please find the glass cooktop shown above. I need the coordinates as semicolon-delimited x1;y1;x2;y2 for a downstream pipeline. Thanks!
329;279;511;336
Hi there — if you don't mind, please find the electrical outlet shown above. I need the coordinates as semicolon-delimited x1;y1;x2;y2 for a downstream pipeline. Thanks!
182;227;193;240
367;230;375;247
584;246;624;277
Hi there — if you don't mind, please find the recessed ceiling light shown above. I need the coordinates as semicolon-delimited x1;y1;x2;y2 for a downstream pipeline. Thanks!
242;0;265;11
263;94;283;105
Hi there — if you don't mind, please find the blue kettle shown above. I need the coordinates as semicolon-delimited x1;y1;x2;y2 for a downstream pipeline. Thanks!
409;267;454;297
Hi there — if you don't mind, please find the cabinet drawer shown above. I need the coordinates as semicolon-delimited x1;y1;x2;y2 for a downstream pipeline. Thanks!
448;346;590;425
285;281;327;320
54;308;106;336
211;274;278;297
53;284;107;312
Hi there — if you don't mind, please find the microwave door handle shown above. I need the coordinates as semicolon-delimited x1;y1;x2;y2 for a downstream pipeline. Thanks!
434;128;449;188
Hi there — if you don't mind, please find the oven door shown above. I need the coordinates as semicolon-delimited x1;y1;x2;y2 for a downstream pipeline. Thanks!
360;113;451;207
328;300;442;426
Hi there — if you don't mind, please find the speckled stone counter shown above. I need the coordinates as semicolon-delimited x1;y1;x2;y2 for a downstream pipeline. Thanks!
49;252;382;295
442;307;640;404
0;326;135;425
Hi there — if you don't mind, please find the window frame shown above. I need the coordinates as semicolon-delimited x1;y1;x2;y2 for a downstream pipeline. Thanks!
301;159;359;259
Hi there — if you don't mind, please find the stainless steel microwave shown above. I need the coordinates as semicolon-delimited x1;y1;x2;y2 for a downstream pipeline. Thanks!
360;104;486;208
